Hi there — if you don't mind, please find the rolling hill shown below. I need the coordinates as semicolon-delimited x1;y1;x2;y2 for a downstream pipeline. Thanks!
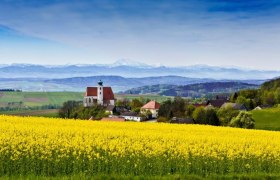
121;82;259;98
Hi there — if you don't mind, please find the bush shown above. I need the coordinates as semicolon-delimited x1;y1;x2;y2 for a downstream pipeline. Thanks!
157;117;169;123
230;111;255;129
192;107;206;124
217;107;239;126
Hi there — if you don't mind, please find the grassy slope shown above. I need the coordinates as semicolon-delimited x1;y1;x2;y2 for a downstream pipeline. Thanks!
0;109;59;117
0;92;84;107
252;106;280;131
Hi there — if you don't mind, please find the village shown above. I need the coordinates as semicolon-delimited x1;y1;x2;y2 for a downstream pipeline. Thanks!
82;80;258;127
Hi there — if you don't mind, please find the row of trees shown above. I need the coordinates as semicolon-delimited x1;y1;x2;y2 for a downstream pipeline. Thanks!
158;97;255;129
230;78;280;109
58;101;109;120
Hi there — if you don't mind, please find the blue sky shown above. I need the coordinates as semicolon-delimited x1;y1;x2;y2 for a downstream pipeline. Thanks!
0;0;280;70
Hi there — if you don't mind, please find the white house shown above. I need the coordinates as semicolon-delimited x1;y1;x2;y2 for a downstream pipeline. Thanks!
120;112;145;122
83;80;115;107
141;100;160;118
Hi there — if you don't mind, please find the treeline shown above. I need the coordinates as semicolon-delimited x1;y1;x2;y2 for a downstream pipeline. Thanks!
58;101;109;120
0;104;60;112
0;89;22;92
158;97;255;129
230;78;280;109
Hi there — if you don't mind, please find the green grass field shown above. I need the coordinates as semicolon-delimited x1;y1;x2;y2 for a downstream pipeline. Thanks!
0;92;84;107
252;106;280;131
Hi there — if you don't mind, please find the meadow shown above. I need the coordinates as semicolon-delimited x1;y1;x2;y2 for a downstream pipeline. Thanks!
0;92;84;107
0;115;280;178
252;106;280;131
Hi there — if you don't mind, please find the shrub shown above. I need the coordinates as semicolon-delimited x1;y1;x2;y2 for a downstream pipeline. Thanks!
230;111;255;129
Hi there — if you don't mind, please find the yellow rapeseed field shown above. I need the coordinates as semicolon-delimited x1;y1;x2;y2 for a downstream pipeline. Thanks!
0;115;280;176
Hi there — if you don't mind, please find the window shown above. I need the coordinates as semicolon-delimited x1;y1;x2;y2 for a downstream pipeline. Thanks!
89;98;91;103
100;87;101;90
100;92;101;95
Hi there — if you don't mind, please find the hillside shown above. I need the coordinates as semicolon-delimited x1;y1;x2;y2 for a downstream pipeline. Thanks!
122;82;259;98
252;106;280;131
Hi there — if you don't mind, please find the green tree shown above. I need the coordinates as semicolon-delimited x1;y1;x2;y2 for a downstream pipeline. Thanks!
59;101;82;118
230;111;255;129
205;108;220;126
185;104;195;118
193;107;206;124
158;99;173;118
129;98;143;110
217;106;239;126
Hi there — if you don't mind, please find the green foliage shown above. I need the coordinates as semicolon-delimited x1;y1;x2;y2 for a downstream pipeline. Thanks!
158;99;173;119
157;116;169;123
217;106;239;126
230;111;255;129
205;108;220;126
59;101;107;120
192;107;206;124
158;97;186;119
185;104;195;118
129;98;143;110
59;101;82;118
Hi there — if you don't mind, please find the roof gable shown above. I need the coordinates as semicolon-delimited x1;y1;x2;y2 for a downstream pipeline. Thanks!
142;100;160;109
85;87;114;100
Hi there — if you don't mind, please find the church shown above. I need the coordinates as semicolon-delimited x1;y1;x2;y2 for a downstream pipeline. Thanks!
83;80;115;107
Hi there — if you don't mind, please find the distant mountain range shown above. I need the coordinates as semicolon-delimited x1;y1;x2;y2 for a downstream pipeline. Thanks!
0;62;279;79
121;82;259;98
0;75;265;92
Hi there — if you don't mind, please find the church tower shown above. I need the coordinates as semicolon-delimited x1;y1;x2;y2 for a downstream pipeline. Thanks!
97;80;103;105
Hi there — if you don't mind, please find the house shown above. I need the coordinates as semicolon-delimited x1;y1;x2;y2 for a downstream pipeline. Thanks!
170;117;195;124
206;95;229;108
84;80;115;107
141;100;160;118
206;99;228;108
192;103;207;108
221;103;247;111
120;112;145;122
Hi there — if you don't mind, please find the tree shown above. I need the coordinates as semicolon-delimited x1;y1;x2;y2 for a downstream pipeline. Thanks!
158;99;173;118
217;106;239;126
129;99;143;111
230;92;238;102
205;108;220;126
263;91;276;105
59;101;82;118
185;104;195;118
192;107;206;124
230;111;255;129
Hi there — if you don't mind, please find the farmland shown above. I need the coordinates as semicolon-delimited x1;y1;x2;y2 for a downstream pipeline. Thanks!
252;106;280;131
0;92;84;107
0;115;280;178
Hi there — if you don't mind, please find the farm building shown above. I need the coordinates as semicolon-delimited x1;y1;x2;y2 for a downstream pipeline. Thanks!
120;112;145;122
83;80;115;107
141;100;160;118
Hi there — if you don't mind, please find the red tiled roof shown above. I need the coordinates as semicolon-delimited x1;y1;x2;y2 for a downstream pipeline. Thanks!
141;100;160;110
85;87;114;100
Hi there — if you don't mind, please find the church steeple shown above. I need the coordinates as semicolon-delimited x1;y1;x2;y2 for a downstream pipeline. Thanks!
98;80;103;86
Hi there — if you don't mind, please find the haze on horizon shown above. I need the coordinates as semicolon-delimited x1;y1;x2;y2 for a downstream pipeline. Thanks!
1;0;280;70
